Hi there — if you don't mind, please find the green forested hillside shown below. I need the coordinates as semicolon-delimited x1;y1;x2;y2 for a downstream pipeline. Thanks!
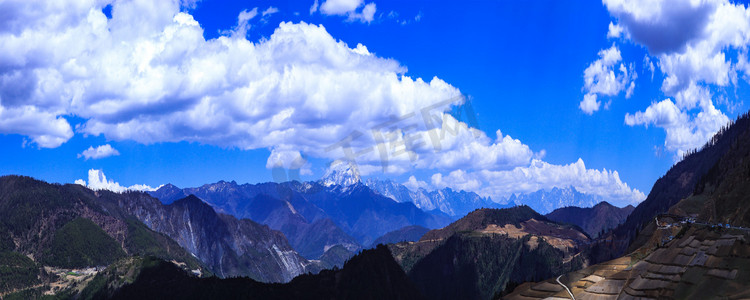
0;176;207;297
43;218;126;268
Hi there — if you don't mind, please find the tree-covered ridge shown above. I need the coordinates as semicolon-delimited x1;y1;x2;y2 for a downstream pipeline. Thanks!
0;175;209;297
42;218;125;269
0;251;42;294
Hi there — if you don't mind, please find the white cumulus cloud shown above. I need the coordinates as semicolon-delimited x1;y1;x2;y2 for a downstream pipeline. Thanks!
78;144;120;160
580;45;636;114
76;169;162;193
311;0;377;23
600;0;746;156
431;158;646;207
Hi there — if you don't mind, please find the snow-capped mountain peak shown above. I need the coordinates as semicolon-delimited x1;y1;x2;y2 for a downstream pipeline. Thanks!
321;162;361;187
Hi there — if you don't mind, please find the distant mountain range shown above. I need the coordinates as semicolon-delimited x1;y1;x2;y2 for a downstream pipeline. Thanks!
148;165;624;263
149;178;452;259
545;201;634;237
364;176;611;218
365;179;508;217
150;180;361;260
508;186;602;214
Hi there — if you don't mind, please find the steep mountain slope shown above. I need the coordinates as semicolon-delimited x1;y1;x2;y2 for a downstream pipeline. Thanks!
507;186;601;214
604;114;750;258
0;176;205;296
669;114;750;227
78;245;424;300
99;192;313;282
365;179;507;218
505;112;750;299
371;225;430;246
388;206;590;300
546;202;634;237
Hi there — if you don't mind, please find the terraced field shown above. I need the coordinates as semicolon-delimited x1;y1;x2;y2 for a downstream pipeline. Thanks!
503;226;750;299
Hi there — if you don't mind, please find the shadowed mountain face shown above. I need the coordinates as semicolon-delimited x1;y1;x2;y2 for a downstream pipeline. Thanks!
84;245;424;300
99;193;313;282
546;202;635;237
150;180;451;257
388;206;590;300
670;113;750;227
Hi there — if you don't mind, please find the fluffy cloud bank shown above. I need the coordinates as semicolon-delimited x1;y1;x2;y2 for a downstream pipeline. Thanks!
78;144;120;160
598;0;747;156
75;169;161;193
431;159;645;207
2;0;645;204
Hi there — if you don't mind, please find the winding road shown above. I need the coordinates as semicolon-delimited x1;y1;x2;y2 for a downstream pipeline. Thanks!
556;275;575;300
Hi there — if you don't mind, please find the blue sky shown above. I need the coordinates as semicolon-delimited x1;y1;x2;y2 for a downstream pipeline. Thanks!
2;0;749;206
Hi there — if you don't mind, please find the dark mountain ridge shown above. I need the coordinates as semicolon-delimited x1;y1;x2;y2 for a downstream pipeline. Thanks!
388;206;590;300
84;245;424;300
545;201;634;237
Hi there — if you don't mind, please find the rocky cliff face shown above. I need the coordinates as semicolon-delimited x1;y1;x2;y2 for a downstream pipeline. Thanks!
102;193;313;282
